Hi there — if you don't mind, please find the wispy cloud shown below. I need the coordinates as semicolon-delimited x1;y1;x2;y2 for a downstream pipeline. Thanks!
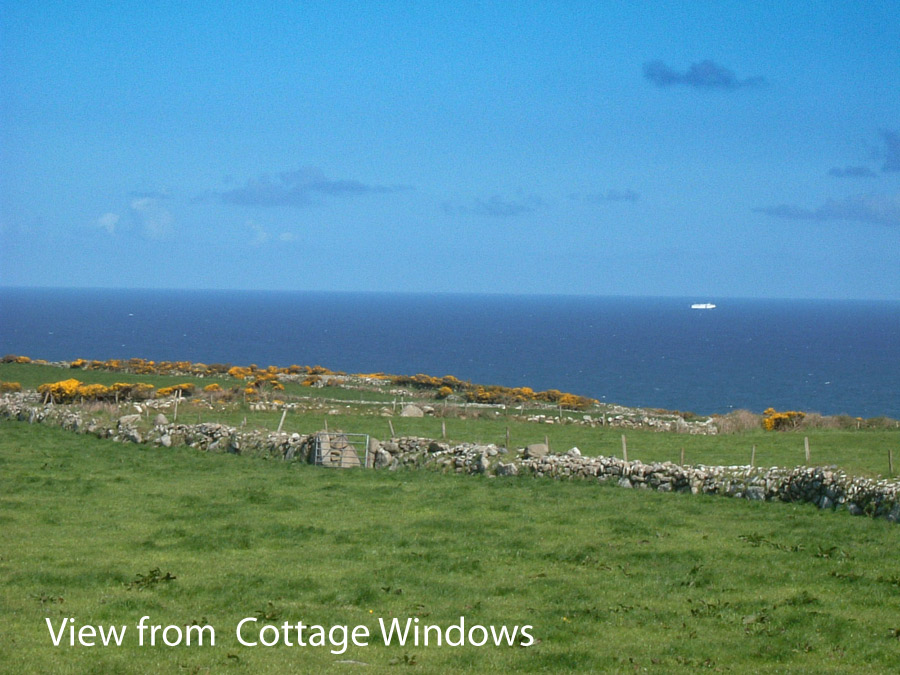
96;212;120;235
643;59;764;90
880;130;900;172
128;190;172;200
754;193;900;227
96;199;173;239
828;166;877;178
443;194;544;218
570;189;640;203
214;168;412;208
249;221;270;245
247;221;297;246
130;197;173;239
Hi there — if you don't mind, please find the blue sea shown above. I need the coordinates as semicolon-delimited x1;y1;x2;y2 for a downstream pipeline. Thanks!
1;288;898;418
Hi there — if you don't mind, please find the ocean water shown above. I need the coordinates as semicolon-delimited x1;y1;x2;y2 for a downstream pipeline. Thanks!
1;288;898;418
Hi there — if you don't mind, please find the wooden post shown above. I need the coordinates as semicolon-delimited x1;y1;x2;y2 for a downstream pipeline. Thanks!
324;417;329;433
621;434;628;463
680;446;685;466
804;436;810;464
506;426;510;449
890;449;895;476
388;419;395;438
442;420;446;439
545;434;550;453
277;408;287;433
173;390;180;423
751;444;756;469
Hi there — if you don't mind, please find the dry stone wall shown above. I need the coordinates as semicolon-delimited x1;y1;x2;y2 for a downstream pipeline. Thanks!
0;394;315;461
370;436;900;522
2;393;898;523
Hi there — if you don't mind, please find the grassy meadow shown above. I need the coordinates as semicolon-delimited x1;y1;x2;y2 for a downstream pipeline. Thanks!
1;360;897;479
3;419;900;673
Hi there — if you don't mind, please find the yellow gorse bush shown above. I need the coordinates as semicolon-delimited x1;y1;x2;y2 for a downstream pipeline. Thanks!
155;383;196;399
16;354;602;412
76;383;109;400
37;379;158;402
763;408;806;431
110;382;156;400
558;393;595;411
227;366;253;380
37;379;83;403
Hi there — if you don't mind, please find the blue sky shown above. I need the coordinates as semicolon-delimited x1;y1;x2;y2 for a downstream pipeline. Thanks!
1;1;898;299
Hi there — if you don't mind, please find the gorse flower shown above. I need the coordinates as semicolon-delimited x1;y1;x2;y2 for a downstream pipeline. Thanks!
763;408;806;431
155;384;196;399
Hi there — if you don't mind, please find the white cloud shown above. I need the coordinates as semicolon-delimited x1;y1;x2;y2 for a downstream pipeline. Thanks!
129;198;173;239
247;222;297;245
248;221;270;245
97;212;120;235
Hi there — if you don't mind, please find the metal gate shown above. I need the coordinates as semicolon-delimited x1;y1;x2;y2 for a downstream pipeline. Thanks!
312;432;370;468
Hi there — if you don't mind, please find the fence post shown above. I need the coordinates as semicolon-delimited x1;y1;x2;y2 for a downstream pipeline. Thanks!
621;434;628;463
804;436;810;464
751;444;756;468
277;408;287;433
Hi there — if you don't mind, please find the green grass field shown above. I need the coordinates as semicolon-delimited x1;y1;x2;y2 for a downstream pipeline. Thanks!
3;420;900;673
5;361;898;481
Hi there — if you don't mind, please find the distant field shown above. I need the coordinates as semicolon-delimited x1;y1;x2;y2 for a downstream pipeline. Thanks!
3;361;899;480
2;421;900;673
0;361;395;402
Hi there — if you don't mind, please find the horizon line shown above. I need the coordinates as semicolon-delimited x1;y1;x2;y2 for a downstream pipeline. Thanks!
1;284;898;304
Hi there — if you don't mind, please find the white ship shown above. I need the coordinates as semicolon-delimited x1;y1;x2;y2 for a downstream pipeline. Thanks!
690;303;716;309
